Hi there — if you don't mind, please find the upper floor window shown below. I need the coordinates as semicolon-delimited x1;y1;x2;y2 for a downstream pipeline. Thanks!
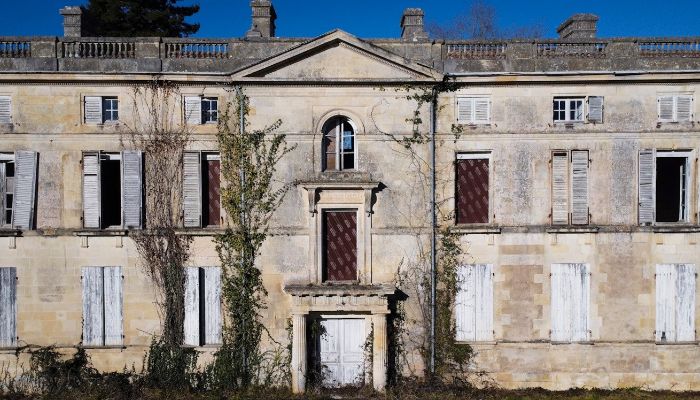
456;152;491;224
0;151;37;230
322;117;356;171
456;96;490;125
551;150;589;225
185;96;218;125
183;151;221;228
85;96;119;124
639;149;692;225
0;96;11;124
658;95;693;123
553;96;604;124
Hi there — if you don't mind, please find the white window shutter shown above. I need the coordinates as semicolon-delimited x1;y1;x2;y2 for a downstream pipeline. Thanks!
551;152;569;225
457;97;474;124
571;150;589;225
676;96;693;122
474;98;490;124
82;152;101;228
82;267;104;346
121;150;142;229
656;264;676;342
183;152;202;228
103;266;123;346
474;264;494;341
587;96;604;123
184;267;200;346
676;263;696;342
12;151;37;230
455;265;476;341
84;96;103;124
0;267;16;348
204;267;222;345
658;96;674;122
551;264;569;342
185;96;202;125
571;263;590;342
0;96;11;124
638;149;655;225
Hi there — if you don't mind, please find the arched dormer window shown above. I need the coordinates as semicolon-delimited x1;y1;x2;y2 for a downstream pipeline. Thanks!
322;117;356;171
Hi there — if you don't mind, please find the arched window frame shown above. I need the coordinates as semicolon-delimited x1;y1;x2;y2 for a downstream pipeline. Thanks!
322;116;358;171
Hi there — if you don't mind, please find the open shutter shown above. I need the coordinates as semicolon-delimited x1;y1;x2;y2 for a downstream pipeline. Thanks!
82;267;104;346
551;264;572;342
551;152;569;225
474;98;490;124
587;96;604;123
456;97;474;123
121;150;142;229
656;264;676;342
0;268;16;347
571;263;590;342
571;150;589;225
83;152;101;228
676;96;693;122
11;151;37;230
638;149;655;225
658;96;674;122
474;264;493;341
676;264;696;342
184;96;202;125
103;267;123;346
84;96;103;124
455;265;476;341
0;96;10;124
204;267;222;345
183;152;202;228
184;267;200;346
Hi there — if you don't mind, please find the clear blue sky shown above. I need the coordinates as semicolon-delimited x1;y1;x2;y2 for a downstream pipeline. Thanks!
1;0;699;38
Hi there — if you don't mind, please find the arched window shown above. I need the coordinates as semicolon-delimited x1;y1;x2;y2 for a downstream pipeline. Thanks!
322;117;356;171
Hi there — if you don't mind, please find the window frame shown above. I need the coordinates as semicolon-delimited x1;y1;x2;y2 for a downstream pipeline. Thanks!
0;153;14;228
455;152;493;225
550;149;590;226
639;149;694;225
553;97;585;123
102;97;119;123
657;94;694;123
322;117;358;172
456;96;491;125
201;97;218;124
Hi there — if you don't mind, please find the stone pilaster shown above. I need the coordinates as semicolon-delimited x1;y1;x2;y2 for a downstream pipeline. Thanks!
372;313;388;391
291;313;307;393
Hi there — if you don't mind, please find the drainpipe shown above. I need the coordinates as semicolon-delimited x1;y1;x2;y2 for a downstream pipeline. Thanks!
429;85;437;377
235;85;249;377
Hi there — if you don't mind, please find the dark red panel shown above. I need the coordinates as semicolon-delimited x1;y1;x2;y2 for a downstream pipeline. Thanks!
323;211;357;282
203;159;221;226
456;158;489;224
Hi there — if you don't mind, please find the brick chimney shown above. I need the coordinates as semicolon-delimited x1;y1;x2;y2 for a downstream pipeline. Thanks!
60;6;82;38
401;8;428;41
557;13;599;39
246;0;276;38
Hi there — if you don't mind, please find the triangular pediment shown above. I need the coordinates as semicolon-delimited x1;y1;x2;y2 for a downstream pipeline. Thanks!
232;30;441;82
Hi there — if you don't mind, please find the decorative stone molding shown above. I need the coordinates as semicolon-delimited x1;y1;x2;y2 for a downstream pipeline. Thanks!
285;283;394;314
299;174;380;216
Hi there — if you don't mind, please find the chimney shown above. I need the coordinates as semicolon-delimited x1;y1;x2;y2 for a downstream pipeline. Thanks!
401;8;428;41
246;0;276;38
60;6;83;38
557;13;599;39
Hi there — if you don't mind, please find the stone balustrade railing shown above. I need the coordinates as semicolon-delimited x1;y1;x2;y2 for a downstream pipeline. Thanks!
639;40;700;57
0;41;31;58
163;41;229;59
62;40;136;58
536;41;607;58
445;43;506;59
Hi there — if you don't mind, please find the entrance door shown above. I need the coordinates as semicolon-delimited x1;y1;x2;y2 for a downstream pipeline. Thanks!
319;318;365;387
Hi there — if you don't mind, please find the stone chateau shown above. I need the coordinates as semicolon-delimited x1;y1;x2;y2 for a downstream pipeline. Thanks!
0;1;700;392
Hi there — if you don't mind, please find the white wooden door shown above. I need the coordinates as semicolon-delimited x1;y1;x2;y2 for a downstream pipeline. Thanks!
320;318;365;387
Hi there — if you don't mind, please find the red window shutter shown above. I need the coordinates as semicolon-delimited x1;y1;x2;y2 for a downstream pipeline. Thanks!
323;211;357;281
203;159;221;226
456;158;490;224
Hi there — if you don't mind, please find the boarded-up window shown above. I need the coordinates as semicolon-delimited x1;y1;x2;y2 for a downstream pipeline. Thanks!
184;267;222;346
551;150;589;225
455;264;493;342
82;266;122;346
658;95;694;122
656;264;696;342
0;267;17;348
456;153;490;224
456;97;490;124
183;152;221;228
323;210;357;282
551;263;590;342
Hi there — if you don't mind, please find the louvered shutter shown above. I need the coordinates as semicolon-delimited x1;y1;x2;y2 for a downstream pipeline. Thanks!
457;97;474;124
676;264;696;342
474;264;493;341
571;150;589;225
455;265;476;341
587;96;604;123
551;264;570;342
121;150;142;229
474;98;490;124
676;96;693;122
103;266;123;346
571;263;590;342
11;151;37;230
656;264;676;342
204;267;222;345
184;96;202;125
0;96;10;124
82;267;104;346
551;152;569;225
83;152;101;228
184;267;200;346
183;152;202;228
638;149;655;225
84;96;103;124
0;268;16;347
658;96;674;122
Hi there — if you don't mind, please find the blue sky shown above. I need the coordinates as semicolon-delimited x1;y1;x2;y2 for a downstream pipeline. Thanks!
1;0;699;38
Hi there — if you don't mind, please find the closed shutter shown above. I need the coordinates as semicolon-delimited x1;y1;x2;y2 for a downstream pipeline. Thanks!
551;264;570;342
457;97;474;123
571;263;590;342
183;267;200;346
83;152;101;228
82;267;104;346
103;266;123;346
571;150;589;225
676;96;693;122
204;267;222;345
0;96;10;124
676;264;696;342
121;150;142;229
474;98;490;124
183;152;202;228
587;96;604;123
12;151;37;230
0;267;16;347
474;264;494;341
551;152;569;225
658;96;674;122
455;265;476;341
656;264;676;342
455;157;490;224
84;96;103;124
184;96;202;125
638;149;655;225
323;211;358;282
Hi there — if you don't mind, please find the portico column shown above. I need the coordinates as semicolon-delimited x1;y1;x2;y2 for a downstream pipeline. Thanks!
291;313;307;393
372;313;388;391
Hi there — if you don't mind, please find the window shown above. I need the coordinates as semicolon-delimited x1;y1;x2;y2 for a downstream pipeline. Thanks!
0;151;37;230
183;152;221;228
455;264;493;342
322;117;355;171
551;150;589;225
184;96;218;125
638;149;691;224
551;263;590;342
455;153;490;224
202;97;218;124
322;210;357;282
82;151;143;229
84;96;119;124
184;267;222;346
658;95;693;123
656;264;696;343
0;96;11;124
456;97;490;124
553;96;604;124
82;266;123;347
0;267;17;348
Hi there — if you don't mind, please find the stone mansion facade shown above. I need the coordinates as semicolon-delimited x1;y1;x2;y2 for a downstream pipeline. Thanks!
1;1;700;392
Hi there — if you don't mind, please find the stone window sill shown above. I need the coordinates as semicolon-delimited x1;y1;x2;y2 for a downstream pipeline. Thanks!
81;345;126;350
0;229;21;237
546;226;599;234
451;225;501;234
550;341;594;345
654;341;698;345
75;230;129;237
651;225;700;233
